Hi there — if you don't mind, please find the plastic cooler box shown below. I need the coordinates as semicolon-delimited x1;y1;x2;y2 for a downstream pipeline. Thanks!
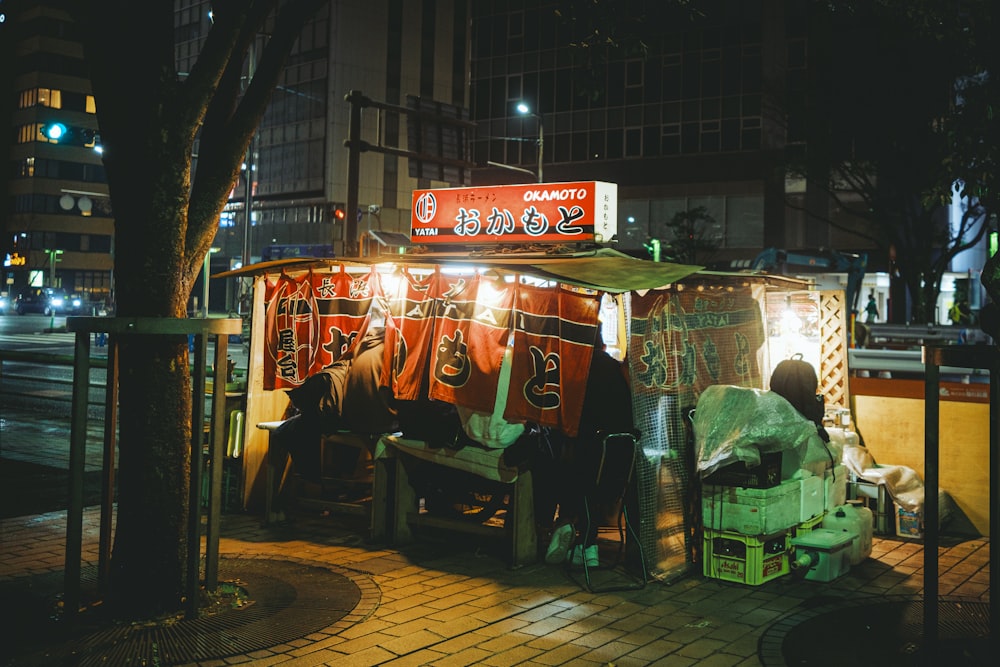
790;528;853;582
702;478;801;535
824;464;847;510
702;528;790;585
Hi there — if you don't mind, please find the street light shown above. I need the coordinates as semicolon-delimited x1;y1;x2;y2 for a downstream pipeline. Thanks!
516;102;543;183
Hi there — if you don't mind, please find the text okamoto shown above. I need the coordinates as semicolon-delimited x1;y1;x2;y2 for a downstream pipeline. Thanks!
523;188;588;202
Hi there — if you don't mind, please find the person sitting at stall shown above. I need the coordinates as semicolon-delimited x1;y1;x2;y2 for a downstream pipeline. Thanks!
268;326;398;521
543;334;635;567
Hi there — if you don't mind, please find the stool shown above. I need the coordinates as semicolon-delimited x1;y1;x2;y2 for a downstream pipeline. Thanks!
571;430;647;593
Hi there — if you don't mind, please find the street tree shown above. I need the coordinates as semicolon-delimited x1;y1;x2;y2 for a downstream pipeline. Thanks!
556;1;997;324
72;0;325;620
660;206;721;266
787;0;997;323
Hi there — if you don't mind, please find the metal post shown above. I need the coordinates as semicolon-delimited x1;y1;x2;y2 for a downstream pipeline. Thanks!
242;37;256;269
64;330;91;621
991;348;999;652
205;334;229;589
923;346;940;656
98;334;118;594
241;140;254;269
537;119;544;183
344;90;364;258
202;252;210;318
187;332;207;618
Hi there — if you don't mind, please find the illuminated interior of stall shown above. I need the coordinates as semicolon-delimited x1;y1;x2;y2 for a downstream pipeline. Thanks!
222;255;830;581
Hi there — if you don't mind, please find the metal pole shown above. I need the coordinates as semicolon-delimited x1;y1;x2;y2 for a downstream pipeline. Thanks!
923;346;940;656
63;331;91;622
537;118;544;183
202;252;210;318
991;347;999;651
240;39;256;313
187;332;207;618
345;90;364;258
241;141;254;268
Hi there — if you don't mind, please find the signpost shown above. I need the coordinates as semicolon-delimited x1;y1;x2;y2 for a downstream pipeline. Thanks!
410;181;618;246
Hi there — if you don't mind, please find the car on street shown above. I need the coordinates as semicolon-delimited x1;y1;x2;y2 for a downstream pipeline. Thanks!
11;288;77;316
0;293;10;315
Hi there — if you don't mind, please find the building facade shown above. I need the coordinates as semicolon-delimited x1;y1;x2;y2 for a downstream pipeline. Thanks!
3;0;113;305
467;0;874;267
4;0;891;311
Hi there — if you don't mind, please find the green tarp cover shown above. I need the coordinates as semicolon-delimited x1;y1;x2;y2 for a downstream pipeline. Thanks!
213;248;703;294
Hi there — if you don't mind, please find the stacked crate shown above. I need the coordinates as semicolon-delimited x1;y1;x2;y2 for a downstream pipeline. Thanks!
701;457;828;585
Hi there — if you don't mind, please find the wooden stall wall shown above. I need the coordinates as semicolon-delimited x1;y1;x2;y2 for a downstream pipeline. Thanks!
242;275;290;509
852;378;990;536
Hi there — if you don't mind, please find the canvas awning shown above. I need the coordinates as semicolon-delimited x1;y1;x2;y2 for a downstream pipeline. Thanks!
212;247;705;293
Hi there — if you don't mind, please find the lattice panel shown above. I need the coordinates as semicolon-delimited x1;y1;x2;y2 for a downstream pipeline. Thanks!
819;290;849;410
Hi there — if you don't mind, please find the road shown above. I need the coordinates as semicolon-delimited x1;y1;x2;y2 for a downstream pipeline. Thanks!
0;313;248;419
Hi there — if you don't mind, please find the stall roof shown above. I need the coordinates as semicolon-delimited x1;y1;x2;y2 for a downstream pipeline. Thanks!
212;248;812;294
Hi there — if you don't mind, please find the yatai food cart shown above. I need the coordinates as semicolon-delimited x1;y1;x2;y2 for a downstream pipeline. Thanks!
222;181;848;581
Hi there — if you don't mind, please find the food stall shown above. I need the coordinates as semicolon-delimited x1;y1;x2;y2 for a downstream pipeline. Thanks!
218;181;846;581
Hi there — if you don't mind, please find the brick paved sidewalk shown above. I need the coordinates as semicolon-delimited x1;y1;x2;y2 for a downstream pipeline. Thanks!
0;502;990;667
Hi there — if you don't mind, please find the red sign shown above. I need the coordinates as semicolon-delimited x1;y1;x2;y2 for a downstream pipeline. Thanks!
410;181;618;245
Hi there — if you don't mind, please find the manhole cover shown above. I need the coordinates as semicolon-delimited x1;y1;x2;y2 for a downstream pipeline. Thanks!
759;594;991;666
1;557;376;667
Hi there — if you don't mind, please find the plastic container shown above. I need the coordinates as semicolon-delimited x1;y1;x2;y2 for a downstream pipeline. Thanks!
895;489;953;539
702;528;790;585
790;528;854;582
702;478;801;535
822;503;873;565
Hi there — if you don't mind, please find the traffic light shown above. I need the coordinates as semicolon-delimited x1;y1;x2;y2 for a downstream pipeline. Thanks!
40;122;68;141
644;238;661;262
39;123;99;148
332;204;346;221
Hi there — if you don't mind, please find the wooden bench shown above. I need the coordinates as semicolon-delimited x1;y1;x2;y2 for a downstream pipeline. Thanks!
371;435;537;568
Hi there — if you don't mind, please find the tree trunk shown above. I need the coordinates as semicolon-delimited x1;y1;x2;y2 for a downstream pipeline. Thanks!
109;337;192;618
72;0;327;621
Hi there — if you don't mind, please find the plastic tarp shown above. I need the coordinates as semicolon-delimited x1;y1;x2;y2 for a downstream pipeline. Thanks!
842;442;928;513
693;384;835;479
212;248;704;294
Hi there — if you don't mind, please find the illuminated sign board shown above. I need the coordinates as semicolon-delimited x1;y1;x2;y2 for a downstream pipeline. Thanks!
410;181;617;245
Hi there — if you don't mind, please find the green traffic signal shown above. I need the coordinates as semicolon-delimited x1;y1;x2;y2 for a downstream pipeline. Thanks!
41;122;68;141
39;122;99;149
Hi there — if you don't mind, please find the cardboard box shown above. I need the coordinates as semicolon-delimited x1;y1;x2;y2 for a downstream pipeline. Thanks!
702;478;801;535
703;528;790;585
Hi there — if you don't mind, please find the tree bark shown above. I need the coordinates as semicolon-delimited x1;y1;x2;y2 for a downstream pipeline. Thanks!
73;0;326;620
109;338;192;617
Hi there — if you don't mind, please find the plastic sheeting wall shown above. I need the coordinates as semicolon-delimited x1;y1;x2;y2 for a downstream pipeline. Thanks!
626;282;771;581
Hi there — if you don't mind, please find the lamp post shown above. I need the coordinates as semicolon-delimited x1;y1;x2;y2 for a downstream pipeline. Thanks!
516;102;543;183
45;248;63;330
